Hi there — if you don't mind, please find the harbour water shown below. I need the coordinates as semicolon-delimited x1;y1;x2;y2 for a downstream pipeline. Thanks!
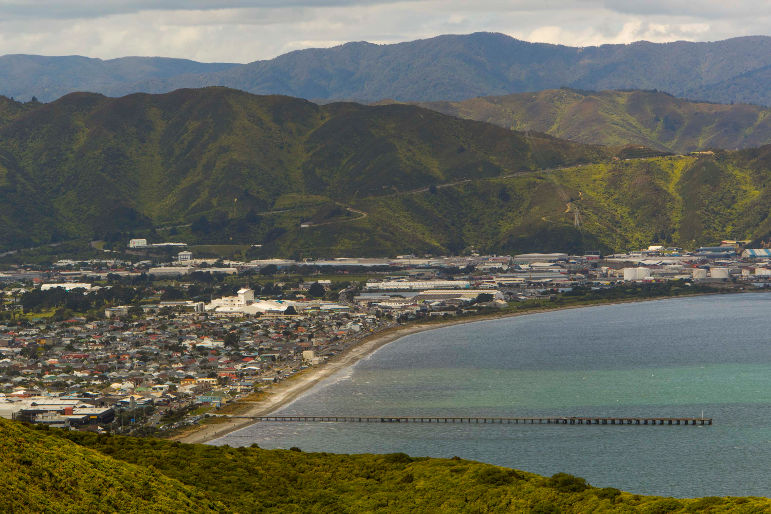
214;294;771;497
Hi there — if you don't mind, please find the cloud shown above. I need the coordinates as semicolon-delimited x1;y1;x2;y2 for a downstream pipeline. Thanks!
600;0;771;19
0;1;768;62
524;19;713;47
0;1;401;19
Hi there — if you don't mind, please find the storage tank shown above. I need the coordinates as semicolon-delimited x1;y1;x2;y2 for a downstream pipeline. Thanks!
623;267;651;281
692;268;708;280
755;268;771;276
710;267;730;279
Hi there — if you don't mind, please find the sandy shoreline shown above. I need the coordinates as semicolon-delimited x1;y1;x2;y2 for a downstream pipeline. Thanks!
175;293;724;444
175;321;444;444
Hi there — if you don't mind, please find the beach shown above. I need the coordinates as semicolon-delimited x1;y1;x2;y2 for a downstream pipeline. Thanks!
176;315;518;444
175;321;439;444
174;293;724;445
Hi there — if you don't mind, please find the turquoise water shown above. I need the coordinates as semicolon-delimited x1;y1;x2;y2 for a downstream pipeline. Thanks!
214;294;771;497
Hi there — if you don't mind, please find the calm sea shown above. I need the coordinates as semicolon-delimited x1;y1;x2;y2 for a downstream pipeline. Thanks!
213;294;771;498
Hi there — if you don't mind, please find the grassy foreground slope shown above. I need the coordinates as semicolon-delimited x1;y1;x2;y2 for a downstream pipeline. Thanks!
0;418;222;512
6;421;769;513
408;89;771;153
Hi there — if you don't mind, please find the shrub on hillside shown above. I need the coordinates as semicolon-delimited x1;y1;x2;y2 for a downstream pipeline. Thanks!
544;472;589;493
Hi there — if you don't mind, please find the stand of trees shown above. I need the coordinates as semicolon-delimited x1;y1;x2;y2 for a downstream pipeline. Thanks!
20;285;143;315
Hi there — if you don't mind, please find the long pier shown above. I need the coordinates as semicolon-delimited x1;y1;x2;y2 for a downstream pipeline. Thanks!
219;415;712;426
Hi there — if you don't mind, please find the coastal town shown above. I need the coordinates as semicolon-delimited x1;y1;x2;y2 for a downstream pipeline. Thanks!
1;239;770;437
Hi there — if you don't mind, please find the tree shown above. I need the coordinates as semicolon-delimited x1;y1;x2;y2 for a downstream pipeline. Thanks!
308;282;326;298
260;264;278;276
191;216;211;234
284;305;297;315
20;345;39;359
128;305;144;318
191;271;214;283
21;289;47;313
475;293;494;303
52;308;74;322
161;287;184;301
223;332;239;347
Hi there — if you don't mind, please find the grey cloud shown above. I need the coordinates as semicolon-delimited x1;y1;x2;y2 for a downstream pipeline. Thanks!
0;0;769;62
0;0;403;19
7;0;771;21
600;0;771;18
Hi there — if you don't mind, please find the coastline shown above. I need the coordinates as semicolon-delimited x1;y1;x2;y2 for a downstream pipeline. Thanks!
174;291;729;444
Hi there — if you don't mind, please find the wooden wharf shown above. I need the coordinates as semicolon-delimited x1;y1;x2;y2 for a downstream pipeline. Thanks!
221;415;712;426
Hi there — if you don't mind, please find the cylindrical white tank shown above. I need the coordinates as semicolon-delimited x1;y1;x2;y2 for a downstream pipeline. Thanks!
623;267;651;280
692;268;707;279
710;267;730;279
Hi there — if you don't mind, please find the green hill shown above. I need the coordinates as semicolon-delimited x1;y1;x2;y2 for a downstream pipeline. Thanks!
0;95;33;126
406;89;771;153
3;88;771;257
0;87;611;252
4;420;769;513
320;152;771;256
0;418;222;512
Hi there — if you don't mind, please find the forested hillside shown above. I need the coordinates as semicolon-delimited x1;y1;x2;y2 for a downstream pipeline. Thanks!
407;89;771;153
3;88;771;256
3;419;769;513
0;87;610;253
311;152;771;256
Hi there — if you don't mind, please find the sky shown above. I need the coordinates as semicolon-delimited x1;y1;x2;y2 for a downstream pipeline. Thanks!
0;1;769;63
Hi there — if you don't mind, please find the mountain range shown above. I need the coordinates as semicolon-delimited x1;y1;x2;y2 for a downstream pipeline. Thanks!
2;87;771;257
4;33;771;105
0;55;235;103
